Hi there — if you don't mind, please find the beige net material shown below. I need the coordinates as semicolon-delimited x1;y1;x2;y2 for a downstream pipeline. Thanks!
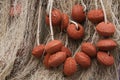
0;0;120;80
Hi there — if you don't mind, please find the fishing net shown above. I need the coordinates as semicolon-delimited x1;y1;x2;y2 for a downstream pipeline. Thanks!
0;0;120;80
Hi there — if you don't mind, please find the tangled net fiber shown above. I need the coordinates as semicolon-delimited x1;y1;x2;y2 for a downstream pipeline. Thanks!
0;0;120;80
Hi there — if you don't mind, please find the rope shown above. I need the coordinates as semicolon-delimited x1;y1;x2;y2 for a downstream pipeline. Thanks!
36;4;41;45
70;20;79;30
100;0;107;23
47;0;54;40
81;0;86;11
